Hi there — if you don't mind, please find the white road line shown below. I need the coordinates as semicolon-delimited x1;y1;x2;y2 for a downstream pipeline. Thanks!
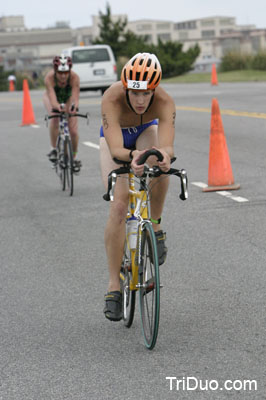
83;141;100;150
191;182;249;203
192;182;208;189
218;191;249;203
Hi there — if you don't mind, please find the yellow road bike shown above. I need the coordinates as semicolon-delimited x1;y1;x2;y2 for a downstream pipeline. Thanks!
103;149;188;349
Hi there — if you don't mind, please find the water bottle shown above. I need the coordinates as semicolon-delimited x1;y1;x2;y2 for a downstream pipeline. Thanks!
127;217;138;249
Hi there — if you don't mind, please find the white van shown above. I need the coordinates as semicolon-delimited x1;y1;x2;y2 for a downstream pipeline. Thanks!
62;45;117;94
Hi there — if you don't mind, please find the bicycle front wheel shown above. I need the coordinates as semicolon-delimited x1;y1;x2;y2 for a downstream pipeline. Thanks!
64;137;74;196
55;135;64;190
120;241;136;328
139;222;160;350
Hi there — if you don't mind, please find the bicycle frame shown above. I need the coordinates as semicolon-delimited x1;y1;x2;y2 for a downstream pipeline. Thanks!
45;108;89;164
59;113;70;144
126;171;151;291
45;108;89;195
56;113;71;168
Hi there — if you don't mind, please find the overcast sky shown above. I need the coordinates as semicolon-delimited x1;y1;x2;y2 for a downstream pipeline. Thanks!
1;0;266;30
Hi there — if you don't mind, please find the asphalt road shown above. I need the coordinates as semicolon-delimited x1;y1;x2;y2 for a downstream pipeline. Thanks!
0;82;265;400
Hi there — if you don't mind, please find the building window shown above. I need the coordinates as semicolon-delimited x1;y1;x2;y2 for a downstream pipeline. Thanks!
201;19;215;27
222;38;241;52
156;23;170;30
219;18;234;26
136;24;152;31
179;31;188;40
220;29;234;35
187;21;196;29
201;30;215;38
174;21;196;30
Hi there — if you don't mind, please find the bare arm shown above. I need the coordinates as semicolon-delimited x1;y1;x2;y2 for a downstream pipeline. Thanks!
44;72;61;111
101;97;132;162
157;95;176;158
68;72;80;113
147;95;176;172
130;95;176;175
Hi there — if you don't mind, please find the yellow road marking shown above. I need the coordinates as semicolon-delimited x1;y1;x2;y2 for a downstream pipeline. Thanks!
1;95;266;119
175;106;266;119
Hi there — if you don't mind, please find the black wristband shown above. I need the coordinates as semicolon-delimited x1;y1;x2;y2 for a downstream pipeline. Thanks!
129;149;135;160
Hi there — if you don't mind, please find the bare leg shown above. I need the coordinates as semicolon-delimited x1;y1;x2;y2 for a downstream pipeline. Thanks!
100;138;129;292
43;92;59;148
66;98;79;156
136;125;169;232
68;117;79;156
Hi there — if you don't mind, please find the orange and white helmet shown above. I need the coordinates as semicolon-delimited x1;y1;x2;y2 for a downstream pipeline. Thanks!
121;53;162;90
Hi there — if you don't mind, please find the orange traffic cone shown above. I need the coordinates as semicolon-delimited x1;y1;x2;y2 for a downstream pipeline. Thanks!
21;79;37;126
203;98;240;192
9;80;15;91
211;63;218;86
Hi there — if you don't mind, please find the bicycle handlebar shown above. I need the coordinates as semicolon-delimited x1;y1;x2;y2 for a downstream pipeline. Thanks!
164;168;188;201
102;167;129;201
47;109;89;119
103;158;188;202
113;150;164;167
137;149;164;165
45;110;90;127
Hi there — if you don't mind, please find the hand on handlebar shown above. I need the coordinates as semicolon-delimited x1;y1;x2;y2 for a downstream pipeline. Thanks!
131;147;171;176
131;149;148;176
68;102;79;115
152;147;171;172
51;103;62;114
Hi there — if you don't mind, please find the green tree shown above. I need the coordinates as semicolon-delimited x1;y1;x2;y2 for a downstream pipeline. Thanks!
220;51;252;71
120;30;151;58
94;3;200;78
151;40;200;78
93;3;149;59
0;67;9;91
251;52;266;70
92;3;128;57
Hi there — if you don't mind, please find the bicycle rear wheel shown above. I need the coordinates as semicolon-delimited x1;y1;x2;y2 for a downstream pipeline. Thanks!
64;137;74;196
139;221;160;350
120;241;136;328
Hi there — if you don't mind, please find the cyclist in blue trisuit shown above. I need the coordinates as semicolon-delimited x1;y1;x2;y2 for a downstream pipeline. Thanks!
100;53;176;321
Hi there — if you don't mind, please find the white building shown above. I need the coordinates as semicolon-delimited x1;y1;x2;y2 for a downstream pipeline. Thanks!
0;14;265;73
